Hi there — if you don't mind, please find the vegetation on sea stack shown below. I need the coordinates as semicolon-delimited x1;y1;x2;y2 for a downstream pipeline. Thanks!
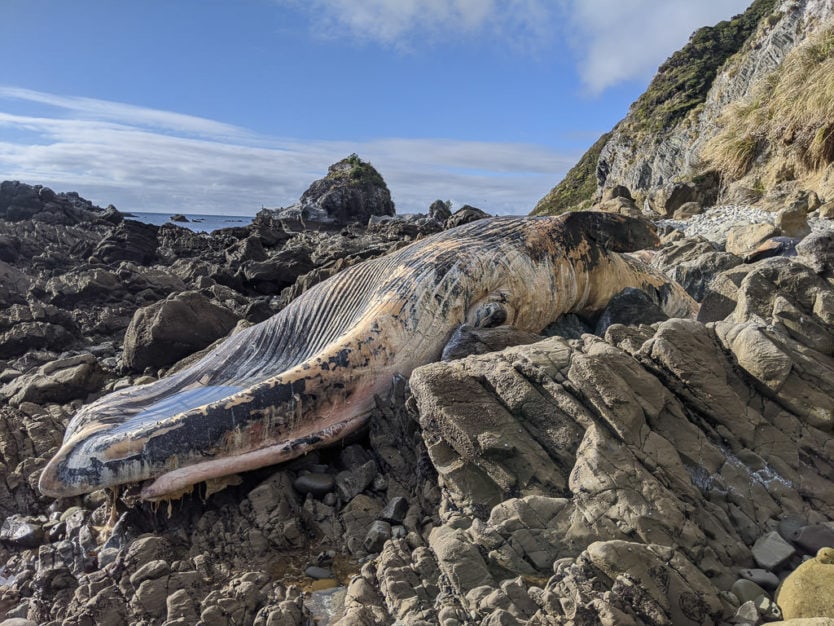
332;153;387;189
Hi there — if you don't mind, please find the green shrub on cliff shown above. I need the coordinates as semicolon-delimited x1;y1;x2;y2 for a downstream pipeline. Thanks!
626;0;779;137
531;133;610;216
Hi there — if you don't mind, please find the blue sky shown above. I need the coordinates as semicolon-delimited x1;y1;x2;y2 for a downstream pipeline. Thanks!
0;0;750;216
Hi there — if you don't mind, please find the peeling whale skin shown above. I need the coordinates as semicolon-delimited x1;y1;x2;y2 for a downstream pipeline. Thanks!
39;212;697;500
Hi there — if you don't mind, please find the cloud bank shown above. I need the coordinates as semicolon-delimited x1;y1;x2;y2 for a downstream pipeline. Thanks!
0;87;573;216
282;0;752;92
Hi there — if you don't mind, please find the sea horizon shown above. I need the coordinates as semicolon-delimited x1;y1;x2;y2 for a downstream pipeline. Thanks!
127;211;255;233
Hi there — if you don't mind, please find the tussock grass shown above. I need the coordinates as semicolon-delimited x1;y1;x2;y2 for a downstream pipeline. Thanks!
702;26;834;179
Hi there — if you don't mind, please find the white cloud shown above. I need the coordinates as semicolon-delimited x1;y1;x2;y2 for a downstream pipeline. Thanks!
0;88;574;216
0;86;249;139
563;0;754;94
279;0;555;51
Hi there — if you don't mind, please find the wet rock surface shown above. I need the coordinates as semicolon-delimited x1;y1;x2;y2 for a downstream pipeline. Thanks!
1;178;833;624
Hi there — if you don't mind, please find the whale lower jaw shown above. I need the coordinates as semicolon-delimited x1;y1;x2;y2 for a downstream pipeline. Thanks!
140;411;371;501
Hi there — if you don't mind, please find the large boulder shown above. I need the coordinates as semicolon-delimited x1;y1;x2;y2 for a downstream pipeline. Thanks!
445;205;490;229
725;222;780;257
0;354;106;406
396;250;834;623
775;548;834;620
0;180;121;225
122;291;240;371
648;173;719;217
92;220;159;265
0;303;77;359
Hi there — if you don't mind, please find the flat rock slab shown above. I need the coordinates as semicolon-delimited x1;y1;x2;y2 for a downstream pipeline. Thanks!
752;531;796;571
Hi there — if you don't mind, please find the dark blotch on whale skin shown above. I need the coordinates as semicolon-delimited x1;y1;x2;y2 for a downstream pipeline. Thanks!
327;349;352;369
54;456;109;491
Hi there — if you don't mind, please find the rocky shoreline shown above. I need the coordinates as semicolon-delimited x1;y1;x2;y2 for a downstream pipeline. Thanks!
0;167;833;624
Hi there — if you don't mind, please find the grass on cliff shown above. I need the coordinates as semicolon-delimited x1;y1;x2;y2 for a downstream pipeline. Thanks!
702;26;834;180
531;133;610;216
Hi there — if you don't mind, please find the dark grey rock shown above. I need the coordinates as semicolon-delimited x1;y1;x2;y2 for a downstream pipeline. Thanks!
379;497;409;525
594;287;668;335
429;199;452;223
364;520;392;553
339;444;371;470
336;460;377;501
92;220;159;265
738;568;779;590
777;515;808;541
445;205;489;229
790;524;834;555
122;290;239;371
441;325;542;361
731;578;769;604
0;515;44;548
293;472;335;498
751;531;796;570
304;566;333;580
697;290;737;323
543;313;593;339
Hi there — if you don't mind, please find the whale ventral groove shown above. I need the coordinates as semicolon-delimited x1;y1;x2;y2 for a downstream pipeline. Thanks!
38;212;695;500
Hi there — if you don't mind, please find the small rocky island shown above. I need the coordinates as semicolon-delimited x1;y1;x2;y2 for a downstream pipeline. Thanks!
0;1;833;624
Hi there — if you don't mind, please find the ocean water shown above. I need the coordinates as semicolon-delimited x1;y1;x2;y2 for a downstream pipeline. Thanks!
128;211;255;233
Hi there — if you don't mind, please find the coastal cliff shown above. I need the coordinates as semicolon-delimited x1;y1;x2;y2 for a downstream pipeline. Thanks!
534;0;834;216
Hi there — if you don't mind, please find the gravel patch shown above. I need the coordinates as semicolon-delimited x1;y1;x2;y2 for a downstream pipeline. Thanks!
656;204;833;245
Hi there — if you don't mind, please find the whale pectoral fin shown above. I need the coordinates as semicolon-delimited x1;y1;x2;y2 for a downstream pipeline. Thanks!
442;324;543;361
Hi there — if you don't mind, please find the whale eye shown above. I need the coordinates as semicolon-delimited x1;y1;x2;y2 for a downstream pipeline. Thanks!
474;302;507;328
